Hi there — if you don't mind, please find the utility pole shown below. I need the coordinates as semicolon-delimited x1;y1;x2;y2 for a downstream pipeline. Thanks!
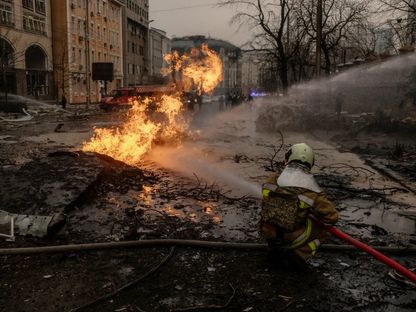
85;0;91;109
316;0;322;77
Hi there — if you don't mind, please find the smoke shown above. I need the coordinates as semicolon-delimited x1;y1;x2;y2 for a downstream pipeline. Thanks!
256;53;416;132
147;143;262;199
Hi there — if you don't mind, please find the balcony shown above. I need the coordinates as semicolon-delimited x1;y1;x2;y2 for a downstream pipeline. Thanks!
0;19;15;28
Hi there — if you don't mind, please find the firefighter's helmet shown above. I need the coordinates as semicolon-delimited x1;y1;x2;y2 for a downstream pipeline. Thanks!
285;143;315;168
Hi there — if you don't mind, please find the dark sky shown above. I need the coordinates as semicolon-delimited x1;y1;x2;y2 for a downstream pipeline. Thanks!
149;0;251;46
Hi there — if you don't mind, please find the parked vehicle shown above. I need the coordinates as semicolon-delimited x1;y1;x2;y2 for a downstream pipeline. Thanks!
99;84;176;112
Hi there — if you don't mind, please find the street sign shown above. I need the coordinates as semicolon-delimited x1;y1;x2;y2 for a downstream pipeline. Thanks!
92;62;114;81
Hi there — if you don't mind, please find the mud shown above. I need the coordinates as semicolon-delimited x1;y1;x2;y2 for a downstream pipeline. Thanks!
0;99;415;311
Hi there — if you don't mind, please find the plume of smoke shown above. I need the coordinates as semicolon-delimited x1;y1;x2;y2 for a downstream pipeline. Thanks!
148;144;262;198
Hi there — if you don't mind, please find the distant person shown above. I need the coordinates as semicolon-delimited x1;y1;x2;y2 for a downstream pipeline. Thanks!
61;94;67;110
335;93;343;119
260;143;339;268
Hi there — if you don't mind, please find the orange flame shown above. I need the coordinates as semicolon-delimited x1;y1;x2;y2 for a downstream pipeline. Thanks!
163;44;223;95
82;45;223;165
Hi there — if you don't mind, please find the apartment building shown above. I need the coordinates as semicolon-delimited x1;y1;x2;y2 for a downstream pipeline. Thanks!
0;0;54;98
51;0;123;104
149;27;171;81
120;0;149;86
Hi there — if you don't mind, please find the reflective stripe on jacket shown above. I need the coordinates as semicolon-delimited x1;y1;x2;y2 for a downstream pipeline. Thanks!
261;171;338;247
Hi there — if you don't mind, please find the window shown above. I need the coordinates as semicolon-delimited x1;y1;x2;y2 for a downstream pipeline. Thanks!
102;1;106;15
91;50;94;62
79;48;83;67
22;0;34;10
98;52;101;61
97;26;100;41
35;0;45;14
104;52;107;61
103;27;106;42
72;47;76;62
71;16;75;33
77;18;81;35
90;22;94;39
23;13;46;34
97;0;100;13
0;2;13;26
128;63;134;74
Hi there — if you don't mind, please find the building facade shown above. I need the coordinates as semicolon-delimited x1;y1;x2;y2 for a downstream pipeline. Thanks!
149;27;171;82
0;0;54;99
51;0;123;104
240;50;262;95
120;0;149;86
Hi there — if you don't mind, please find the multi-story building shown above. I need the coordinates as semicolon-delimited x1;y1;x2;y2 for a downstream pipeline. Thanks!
120;0;149;86
171;36;242;95
149;27;171;82
241;50;263;95
0;0;54;99
51;0;123;104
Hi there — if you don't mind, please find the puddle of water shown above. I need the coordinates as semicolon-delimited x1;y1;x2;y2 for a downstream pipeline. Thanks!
341;199;415;234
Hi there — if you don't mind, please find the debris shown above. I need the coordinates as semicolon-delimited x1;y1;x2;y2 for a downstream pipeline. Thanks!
170;283;236;311
0;210;65;238
43;275;53;279
388;268;416;287
54;123;65;132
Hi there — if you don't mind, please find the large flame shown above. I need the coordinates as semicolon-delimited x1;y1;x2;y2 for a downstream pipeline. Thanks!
82;45;223;165
163;43;223;95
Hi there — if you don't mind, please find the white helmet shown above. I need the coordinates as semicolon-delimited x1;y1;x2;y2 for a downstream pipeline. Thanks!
285;143;315;168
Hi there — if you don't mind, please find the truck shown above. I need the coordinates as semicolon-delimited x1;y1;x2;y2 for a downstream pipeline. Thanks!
99;84;177;112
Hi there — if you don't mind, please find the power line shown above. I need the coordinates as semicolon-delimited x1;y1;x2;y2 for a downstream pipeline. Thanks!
150;3;218;13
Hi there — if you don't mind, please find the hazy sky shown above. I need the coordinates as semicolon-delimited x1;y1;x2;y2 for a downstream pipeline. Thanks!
149;0;251;47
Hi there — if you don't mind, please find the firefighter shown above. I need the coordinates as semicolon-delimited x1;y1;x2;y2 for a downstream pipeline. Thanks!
260;143;339;267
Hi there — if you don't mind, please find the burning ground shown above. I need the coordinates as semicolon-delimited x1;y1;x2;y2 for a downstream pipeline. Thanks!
1;52;416;311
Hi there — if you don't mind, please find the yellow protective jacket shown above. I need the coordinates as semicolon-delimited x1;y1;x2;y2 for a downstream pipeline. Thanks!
260;164;338;247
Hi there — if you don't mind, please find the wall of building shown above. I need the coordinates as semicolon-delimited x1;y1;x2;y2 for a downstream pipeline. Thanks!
149;27;170;83
0;0;54;99
122;0;149;86
52;0;123;104
241;51;261;95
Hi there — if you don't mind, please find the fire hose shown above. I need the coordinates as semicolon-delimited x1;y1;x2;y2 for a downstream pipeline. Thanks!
310;215;416;283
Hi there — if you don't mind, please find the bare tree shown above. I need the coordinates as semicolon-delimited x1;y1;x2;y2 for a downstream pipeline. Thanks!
378;0;416;14
53;36;71;102
297;0;370;75
377;0;416;45
345;22;378;58
219;0;307;91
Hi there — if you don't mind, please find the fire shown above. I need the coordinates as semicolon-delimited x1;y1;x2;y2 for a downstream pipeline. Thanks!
82;45;222;165
163;43;223;94
82;95;186;165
